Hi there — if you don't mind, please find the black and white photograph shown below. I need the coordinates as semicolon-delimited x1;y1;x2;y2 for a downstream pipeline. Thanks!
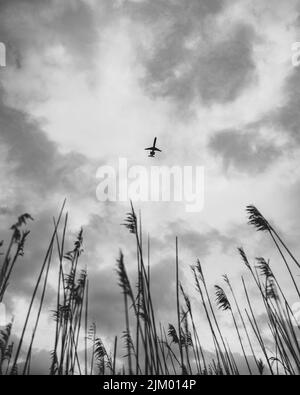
0;0;300;380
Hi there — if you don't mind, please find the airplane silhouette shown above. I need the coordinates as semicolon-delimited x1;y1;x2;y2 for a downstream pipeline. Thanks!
145;137;162;158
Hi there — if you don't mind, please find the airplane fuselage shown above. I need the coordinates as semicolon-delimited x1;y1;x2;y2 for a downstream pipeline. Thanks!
145;137;162;158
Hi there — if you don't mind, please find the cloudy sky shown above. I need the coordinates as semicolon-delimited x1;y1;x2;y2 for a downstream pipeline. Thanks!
1;0;300;372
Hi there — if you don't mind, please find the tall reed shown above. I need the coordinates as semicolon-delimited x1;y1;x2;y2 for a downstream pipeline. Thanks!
0;203;299;375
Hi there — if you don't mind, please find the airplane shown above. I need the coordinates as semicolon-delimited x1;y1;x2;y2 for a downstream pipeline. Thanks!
145;137;162;158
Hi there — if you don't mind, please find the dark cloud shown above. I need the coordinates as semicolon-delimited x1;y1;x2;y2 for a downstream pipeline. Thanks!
271;70;300;143
87;255;178;339
194;24;257;105
88;267;125;336
49;2;99;69
206;59;300;175
125;0;224;25
0;0;99;71
208;129;281;174
4;208;66;302
14;332;263;375
82;212;182;336
164;220;239;257
0;96;99;200
126;0;257;109
0;86;100;306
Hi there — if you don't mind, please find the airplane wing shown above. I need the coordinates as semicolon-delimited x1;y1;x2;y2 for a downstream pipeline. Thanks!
145;138;162;153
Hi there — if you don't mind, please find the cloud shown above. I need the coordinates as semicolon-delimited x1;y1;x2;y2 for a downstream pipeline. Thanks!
125;1;257;110
208;128;281;174
0;0;100;72
0;0;300;372
164;220;239;258
125;0;224;25
0;91;100;215
271;70;300;144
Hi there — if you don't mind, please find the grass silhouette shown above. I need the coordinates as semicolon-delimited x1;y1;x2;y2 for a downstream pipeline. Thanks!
0;203;299;375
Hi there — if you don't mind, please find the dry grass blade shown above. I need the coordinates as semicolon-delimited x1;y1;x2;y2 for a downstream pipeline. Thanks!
246;205;270;232
215;286;231;312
